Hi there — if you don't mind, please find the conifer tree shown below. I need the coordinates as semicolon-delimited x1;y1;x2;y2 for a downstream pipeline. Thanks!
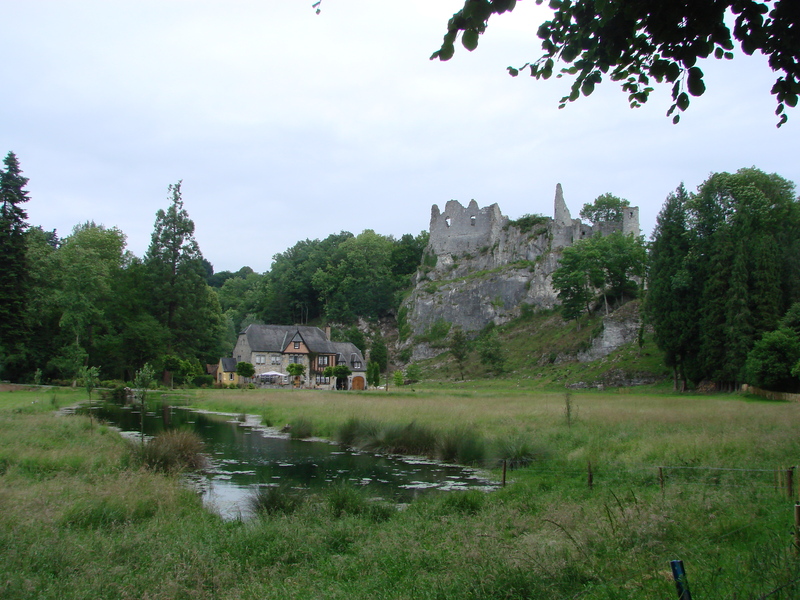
145;181;224;362
0;152;31;377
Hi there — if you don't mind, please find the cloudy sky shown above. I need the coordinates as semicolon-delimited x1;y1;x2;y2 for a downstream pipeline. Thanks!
2;1;797;273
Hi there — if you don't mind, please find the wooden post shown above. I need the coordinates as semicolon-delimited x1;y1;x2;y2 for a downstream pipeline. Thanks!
587;460;593;490
502;459;507;487
670;560;693;600
794;503;800;554
788;467;795;501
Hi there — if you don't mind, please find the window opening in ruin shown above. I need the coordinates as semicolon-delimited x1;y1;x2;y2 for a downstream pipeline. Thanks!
470;215;476;226
445;217;451;227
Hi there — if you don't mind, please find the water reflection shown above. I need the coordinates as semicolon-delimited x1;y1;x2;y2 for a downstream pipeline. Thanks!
91;401;497;519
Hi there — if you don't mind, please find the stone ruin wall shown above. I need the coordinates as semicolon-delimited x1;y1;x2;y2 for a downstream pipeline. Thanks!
403;185;640;361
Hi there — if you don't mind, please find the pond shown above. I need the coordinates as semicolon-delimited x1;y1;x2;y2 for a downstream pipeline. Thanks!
88;400;498;519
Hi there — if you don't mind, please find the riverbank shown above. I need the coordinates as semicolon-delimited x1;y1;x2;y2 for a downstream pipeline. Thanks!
1;385;799;599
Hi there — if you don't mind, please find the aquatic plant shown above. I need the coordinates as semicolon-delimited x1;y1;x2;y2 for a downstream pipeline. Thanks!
437;426;486;465
288;416;314;439
133;429;207;472
247;484;304;516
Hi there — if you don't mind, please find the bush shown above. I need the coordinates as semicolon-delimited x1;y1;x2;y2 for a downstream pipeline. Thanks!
132;429;207;472
192;374;214;387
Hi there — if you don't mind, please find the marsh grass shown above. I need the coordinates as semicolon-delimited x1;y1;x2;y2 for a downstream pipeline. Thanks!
247;484;305;516
131;429;207;472
2;385;800;599
288;416;314;439
438;425;486;465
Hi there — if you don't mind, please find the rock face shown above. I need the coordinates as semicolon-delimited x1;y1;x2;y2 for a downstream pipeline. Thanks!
402;186;639;361
577;301;643;363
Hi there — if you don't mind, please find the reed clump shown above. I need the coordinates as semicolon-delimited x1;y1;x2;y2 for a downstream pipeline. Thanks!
288;416;314;439
248;484;305;516
132;429;207;472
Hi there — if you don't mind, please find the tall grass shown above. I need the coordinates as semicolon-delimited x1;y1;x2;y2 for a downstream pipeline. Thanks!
2;385;800;599
131;429;207;472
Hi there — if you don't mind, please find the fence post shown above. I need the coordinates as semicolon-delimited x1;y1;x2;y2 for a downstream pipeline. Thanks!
502;459;507;488
788;467;796;501
794;503;800;554
670;560;693;600
588;460;593;490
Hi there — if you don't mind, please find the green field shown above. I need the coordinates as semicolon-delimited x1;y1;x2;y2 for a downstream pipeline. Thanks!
1;384;798;599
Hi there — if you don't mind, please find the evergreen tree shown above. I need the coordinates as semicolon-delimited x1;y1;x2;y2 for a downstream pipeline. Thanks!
145;182;224;363
649;169;800;390
645;185;695;390
369;334;388;373
0;152;31;378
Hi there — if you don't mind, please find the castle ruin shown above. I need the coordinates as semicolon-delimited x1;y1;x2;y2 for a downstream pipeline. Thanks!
402;185;640;360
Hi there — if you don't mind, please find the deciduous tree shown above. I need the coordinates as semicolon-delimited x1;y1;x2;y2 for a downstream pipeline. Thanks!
431;0;799;125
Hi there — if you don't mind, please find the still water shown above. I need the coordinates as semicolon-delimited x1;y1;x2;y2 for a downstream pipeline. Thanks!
91;400;497;519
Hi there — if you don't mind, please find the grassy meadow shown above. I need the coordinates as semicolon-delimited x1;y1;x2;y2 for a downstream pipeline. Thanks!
1;383;799;599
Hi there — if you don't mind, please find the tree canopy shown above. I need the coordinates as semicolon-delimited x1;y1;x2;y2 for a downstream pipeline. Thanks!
647;167;800;390
431;0;799;126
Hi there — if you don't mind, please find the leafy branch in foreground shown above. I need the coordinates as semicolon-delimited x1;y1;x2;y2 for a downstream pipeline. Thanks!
431;0;799;126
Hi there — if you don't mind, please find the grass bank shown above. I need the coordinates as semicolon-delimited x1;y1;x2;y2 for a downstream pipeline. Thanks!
1;384;798;599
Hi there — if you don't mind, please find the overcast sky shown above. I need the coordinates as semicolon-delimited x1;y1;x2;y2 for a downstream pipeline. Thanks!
2;1;797;273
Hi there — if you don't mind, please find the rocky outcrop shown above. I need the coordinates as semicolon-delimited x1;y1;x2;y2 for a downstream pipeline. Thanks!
577;302;643;363
401;186;640;362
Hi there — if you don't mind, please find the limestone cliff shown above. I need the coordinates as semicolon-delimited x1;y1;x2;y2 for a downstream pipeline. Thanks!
401;186;640;361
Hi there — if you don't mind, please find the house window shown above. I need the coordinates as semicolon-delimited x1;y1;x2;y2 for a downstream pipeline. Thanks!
289;354;303;364
352;360;362;369
293;341;300;349
255;355;265;365
271;355;281;365
229;373;234;381
316;375;330;384
318;355;329;367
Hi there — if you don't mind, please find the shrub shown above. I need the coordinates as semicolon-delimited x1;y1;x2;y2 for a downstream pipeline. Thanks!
133;429;207;472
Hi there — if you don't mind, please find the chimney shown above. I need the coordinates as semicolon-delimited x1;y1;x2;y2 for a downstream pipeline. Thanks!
325;325;331;341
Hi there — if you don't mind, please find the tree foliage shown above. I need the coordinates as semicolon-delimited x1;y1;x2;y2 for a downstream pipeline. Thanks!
0;152;31;376
432;0;799;126
579;193;630;226
647;168;800;390
145;182;225;363
235;361;255;379
552;231;646;322
448;326;470;380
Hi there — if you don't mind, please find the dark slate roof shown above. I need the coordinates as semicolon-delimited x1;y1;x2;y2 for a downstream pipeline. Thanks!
243;324;340;355
331;342;366;372
220;357;238;372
